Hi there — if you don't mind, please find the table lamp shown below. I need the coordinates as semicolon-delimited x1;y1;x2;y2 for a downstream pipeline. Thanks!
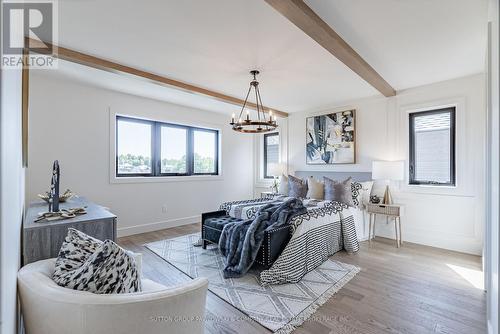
267;163;284;193
372;160;404;205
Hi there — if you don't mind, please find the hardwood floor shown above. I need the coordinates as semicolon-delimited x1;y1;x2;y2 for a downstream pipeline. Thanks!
119;223;486;334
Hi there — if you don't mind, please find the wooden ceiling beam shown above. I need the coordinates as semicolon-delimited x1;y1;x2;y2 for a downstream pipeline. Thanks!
26;38;288;117
264;0;396;97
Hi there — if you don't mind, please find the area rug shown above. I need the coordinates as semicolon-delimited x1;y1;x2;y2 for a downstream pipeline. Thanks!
145;233;360;334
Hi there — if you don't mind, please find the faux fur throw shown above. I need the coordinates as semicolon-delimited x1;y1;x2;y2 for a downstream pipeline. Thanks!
219;198;307;278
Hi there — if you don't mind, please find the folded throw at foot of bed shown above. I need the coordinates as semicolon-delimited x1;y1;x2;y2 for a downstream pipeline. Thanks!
219;198;307;278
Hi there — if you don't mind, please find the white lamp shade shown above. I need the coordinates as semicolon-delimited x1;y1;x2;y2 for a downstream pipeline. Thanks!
372;160;405;181
267;163;283;177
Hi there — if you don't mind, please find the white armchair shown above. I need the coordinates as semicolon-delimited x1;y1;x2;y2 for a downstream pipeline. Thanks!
18;258;208;334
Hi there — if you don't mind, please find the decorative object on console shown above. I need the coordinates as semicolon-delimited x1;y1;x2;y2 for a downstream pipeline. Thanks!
372;160;405;205
370;195;381;204
49;160;60;212
38;188;74;203
306;109;356;164
229;70;277;133
34;207;87;223
288;175;308;198
324;176;354;206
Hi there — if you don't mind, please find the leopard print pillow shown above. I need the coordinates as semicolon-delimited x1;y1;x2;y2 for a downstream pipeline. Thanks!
53;228;102;279
53;229;141;294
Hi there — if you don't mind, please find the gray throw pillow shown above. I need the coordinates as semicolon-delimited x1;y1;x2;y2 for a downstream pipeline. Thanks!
324;177;355;206
288;175;308;198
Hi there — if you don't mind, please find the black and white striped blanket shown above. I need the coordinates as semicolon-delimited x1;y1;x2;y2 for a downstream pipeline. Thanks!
219;195;359;285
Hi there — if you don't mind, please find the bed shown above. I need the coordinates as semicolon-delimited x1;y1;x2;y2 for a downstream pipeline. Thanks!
218;171;372;285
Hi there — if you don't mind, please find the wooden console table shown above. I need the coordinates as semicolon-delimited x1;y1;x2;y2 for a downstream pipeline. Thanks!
23;197;116;265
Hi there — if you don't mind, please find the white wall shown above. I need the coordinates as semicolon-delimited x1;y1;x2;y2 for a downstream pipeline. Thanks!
26;73;254;236
283;74;486;255
0;69;24;332
253;117;289;198
487;0;499;333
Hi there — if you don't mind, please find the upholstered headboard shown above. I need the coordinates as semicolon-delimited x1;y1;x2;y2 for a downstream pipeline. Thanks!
294;171;372;182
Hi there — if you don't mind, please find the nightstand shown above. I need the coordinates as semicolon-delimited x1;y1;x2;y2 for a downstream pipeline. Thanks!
367;203;403;247
261;191;275;199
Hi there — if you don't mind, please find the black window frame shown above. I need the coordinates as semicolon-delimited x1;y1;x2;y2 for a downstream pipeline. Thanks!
409;107;456;186
116;115;219;178
263;132;279;179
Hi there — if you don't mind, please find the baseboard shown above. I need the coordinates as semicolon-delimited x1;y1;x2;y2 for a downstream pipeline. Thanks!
373;227;482;255
117;215;200;237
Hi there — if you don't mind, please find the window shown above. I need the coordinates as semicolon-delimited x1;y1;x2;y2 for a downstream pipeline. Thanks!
193;129;218;174
409;107;456;186
116;116;219;177
263;132;279;179
160;125;187;174
117;118;153;175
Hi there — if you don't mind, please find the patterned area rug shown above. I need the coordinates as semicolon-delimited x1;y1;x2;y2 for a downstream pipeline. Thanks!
145;233;360;334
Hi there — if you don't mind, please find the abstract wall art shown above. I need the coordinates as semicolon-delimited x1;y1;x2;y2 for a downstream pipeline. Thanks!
306;109;356;164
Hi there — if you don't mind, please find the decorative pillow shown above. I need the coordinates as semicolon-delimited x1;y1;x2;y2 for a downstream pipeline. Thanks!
324;177;354;206
351;181;363;206
359;181;374;209
306;177;324;200
53;228;102;279
288;175;308;198
53;229;141;294
278;174;289;195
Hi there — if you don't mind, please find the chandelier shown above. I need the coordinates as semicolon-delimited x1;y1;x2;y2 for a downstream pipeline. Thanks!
230;70;278;133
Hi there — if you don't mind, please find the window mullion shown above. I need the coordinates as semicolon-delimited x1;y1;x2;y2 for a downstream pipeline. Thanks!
187;128;194;176
152;122;160;176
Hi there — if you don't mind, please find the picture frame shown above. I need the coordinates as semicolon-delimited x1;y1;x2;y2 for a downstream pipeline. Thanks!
306;109;356;164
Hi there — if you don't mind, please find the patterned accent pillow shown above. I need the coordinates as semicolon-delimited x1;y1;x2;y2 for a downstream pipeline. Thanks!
324;176;355;207
53;228;102;279
53;239;141;294
351;181;363;206
288;175;308;198
53;229;141;294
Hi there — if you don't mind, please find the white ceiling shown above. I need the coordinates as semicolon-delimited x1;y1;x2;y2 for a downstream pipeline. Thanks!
45;0;488;114
305;0;489;91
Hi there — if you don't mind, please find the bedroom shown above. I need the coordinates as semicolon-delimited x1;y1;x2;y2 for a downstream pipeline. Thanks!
0;0;499;334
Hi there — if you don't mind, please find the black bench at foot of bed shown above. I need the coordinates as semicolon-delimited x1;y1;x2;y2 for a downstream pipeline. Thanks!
201;210;293;269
